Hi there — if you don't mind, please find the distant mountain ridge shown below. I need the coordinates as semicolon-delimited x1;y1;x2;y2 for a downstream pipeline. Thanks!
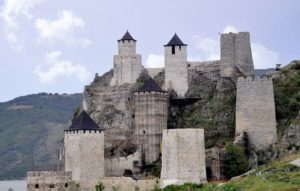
0;93;82;179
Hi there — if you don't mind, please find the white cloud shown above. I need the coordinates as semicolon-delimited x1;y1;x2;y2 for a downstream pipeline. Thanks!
223;25;239;34
34;51;90;83
145;54;164;68
35;10;92;47
251;43;280;69
191;35;220;61
0;0;44;50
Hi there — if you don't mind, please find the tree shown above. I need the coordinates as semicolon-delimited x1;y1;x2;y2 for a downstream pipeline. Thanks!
224;143;248;178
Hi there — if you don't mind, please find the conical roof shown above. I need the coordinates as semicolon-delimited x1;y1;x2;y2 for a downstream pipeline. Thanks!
137;78;164;92
67;111;104;131
118;31;136;41
164;33;187;46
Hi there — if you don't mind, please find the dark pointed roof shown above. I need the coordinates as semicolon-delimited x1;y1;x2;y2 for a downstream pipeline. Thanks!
164;33;187;46
67;111;104;131
118;31;136;42
136;78;164;92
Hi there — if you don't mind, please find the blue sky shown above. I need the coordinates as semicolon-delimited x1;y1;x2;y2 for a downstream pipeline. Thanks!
0;0;299;102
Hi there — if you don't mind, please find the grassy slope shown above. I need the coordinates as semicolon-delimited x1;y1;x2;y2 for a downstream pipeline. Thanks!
153;153;300;191
0;93;82;179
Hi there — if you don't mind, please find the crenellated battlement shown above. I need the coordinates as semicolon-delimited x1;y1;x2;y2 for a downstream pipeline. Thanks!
237;76;272;83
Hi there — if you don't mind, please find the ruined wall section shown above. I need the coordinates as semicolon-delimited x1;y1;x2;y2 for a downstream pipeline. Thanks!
105;150;141;176
134;91;168;165
27;171;77;191
99;177;159;191
165;46;188;97
160;129;207;188
221;32;254;79
236;76;277;150
64;130;104;187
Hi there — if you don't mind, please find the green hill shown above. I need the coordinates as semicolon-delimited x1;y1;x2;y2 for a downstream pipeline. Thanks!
0;93;82;180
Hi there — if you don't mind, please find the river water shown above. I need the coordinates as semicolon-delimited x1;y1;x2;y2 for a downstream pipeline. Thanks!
0;180;26;191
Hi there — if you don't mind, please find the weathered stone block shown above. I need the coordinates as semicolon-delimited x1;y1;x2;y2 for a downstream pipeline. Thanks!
160;129;207;188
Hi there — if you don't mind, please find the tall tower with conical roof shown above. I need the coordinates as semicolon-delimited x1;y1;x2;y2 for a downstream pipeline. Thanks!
164;33;188;97
111;31;142;86
64;111;105;189
134;78;168;165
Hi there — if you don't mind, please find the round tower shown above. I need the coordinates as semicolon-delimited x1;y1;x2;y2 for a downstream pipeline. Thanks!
64;111;105;188
134;78;168;165
111;31;142;86
164;33;188;97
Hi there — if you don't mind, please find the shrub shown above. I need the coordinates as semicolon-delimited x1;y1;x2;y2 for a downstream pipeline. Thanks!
224;143;248;178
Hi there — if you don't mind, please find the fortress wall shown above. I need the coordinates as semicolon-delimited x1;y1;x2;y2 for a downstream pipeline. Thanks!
165;46;188;97
221;32;254;78
64;130;104;185
134;91;168;164
236;76;277;150
160;129;207;188
99;177;159;191
27;171;77;191
105;150;141;176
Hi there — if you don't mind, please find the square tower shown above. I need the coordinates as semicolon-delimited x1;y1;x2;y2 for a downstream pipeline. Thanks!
221;32;254;79
164;34;188;97
111;31;142;86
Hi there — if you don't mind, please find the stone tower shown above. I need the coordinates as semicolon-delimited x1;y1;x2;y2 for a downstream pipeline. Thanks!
164;33;188;97
220;32;254;79
134;78;168;165
236;76;277;150
111;31;142;86
160;129;207;188
64;111;105;188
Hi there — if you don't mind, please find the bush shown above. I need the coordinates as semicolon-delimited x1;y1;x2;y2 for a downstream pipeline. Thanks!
224;143;248;178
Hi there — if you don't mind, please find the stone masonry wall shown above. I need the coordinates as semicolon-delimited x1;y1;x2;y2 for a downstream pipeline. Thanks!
27;171;77;191
236;76;277;150
64;130;104;188
160;129;207;188
165;46;188;97
221;32;254;79
99;177;159;191
134;91;168;165
105;150;141;176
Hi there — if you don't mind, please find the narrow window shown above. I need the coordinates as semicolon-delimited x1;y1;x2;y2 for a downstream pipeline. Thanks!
171;46;175;54
49;184;54;188
65;183;68;188
35;184;39;188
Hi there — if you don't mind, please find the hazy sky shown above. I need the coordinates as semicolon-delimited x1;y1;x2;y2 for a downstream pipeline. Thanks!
0;0;299;102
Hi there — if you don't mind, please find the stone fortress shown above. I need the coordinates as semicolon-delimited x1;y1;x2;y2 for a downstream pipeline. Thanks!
27;31;277;191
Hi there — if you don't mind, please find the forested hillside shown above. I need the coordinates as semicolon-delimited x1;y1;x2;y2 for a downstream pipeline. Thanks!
0;93;82;179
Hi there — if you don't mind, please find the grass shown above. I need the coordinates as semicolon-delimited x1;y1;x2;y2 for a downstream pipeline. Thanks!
153;153;300;191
